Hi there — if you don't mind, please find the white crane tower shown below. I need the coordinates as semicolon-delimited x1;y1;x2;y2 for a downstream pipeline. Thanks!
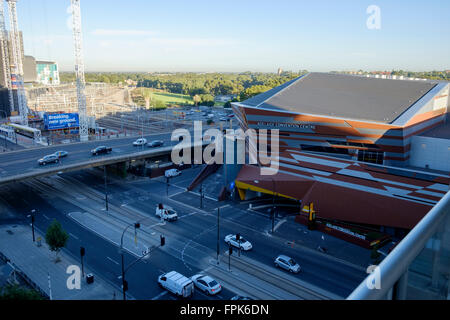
6;0;28;126
70;0;88;141
0;1;14;115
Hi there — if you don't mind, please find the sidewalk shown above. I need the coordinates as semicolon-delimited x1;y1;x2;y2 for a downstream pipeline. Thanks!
0;224;119;300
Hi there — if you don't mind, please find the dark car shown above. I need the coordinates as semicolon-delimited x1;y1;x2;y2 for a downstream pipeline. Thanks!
53;151;69;158
91;146;112;156
148;140;164;148
38;154;59;166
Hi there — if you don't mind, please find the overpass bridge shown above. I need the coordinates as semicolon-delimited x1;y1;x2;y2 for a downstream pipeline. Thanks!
0;131;208;185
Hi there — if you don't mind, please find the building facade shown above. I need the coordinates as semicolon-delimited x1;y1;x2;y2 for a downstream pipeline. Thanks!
36;61;60;86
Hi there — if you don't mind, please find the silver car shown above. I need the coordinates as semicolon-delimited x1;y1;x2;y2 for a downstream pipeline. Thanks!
274;255;301;273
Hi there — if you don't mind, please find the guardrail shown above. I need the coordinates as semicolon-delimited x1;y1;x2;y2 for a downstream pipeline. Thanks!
347;190;450;300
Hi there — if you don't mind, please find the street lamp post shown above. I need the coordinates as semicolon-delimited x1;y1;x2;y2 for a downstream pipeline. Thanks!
30;209;36;242
270;178;276;234
216;207;220;264
119;221;165;300
200;184;203;209
119;222;140;300
104;165;108;212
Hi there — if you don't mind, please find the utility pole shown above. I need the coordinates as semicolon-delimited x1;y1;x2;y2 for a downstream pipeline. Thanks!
104;165;108;211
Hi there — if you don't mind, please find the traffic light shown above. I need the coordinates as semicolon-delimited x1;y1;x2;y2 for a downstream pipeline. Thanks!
134;223;140;229
80;247;85;257
160;235;165;246
229;246;233;255
236;233;240;242
123;280;128;292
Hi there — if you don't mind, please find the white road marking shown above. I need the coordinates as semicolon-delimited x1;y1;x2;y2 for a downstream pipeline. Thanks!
106;256;120;265
43;214;50;220
151;291;168;300
69;233;79;240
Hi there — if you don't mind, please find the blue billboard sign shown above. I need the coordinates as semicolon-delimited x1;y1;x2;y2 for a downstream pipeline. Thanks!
44;113;80;130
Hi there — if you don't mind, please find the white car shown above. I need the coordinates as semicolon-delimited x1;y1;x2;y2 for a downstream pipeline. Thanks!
165;168;181;178
224;234;252;251
190;274;222;295
133;138;147;146
274;255;301;273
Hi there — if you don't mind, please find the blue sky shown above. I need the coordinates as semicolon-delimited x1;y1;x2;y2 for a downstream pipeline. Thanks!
15;0;450;72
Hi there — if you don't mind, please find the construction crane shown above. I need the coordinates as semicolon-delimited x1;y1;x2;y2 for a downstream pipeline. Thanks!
70;0;89;141
0;1;14;115
6;0;28;126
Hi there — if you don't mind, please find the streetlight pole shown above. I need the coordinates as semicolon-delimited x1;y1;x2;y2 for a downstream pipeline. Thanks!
104;165;108;212
120;222;139;301
30;209;36;242
200;184;203;209
216;207;220;264
271;178;276;234
119;220;165;300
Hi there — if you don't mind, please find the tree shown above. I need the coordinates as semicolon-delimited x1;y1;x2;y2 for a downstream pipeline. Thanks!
141;88;152;109
45;220;69;262
193;94;201;106
0;284;43;300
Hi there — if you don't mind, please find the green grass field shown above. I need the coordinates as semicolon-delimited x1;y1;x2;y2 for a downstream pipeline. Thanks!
151;92;194;106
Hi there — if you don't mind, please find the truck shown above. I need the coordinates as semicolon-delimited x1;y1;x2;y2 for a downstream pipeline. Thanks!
158;271;194;298
156;203;178;221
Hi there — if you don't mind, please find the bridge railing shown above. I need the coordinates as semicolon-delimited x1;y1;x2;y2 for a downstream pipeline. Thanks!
347;190;450;300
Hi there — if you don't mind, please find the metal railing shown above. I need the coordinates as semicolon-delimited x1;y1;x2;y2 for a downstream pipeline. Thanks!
347;190;450;300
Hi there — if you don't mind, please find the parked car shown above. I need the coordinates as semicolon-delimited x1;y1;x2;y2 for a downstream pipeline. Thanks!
38;154;59;166
148;140;164;148
155;203;178;221
227;114;235;118
224;234;252;251
53;151;69;158
190;274;221;295
133;138;147;146
274;255;301;273
220;117;228;122
165;168;181;178
158;271;194;298
91;146;112;156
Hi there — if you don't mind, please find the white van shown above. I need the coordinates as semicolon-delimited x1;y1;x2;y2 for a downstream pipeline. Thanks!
158;271;194;298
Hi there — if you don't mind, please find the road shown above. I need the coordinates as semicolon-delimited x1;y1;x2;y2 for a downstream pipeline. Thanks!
0;178;236;300
0;166;368;299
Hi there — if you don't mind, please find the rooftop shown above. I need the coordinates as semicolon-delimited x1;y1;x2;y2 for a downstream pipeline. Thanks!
242;72;438;124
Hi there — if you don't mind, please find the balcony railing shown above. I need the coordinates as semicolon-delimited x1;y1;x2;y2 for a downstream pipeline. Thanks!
347;190;450;300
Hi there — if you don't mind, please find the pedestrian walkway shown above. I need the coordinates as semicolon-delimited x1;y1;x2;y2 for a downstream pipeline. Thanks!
0;224;119;300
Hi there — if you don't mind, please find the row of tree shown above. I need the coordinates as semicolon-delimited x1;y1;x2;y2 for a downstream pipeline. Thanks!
60;71;305;103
